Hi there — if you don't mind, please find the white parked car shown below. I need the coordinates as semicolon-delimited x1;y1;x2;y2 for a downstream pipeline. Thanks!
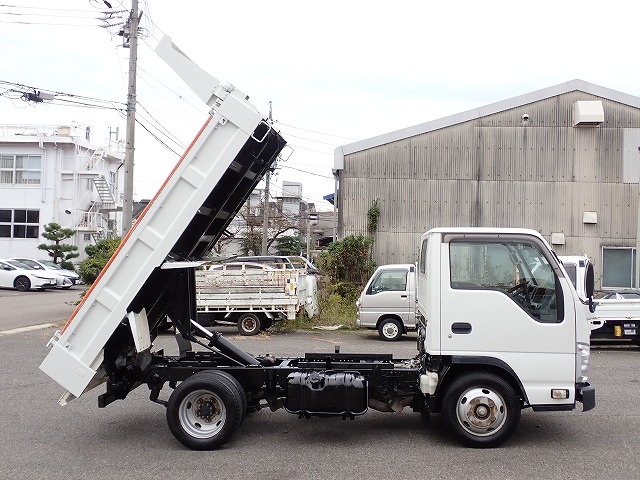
10;258;80;289
0;259;58;291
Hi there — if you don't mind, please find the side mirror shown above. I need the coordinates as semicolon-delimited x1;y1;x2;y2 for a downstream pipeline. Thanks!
585;263;596;313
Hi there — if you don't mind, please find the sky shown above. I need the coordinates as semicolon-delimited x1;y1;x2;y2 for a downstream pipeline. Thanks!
2;1;640;211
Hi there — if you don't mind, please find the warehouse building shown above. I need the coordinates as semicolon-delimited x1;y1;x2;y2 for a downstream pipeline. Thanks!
333;80;640;290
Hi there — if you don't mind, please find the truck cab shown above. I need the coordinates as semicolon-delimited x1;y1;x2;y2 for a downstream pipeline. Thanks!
357;264;416;341
417;228;594;444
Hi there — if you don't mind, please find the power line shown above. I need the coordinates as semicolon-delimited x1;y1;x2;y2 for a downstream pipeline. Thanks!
0;4;97;12
275;120;360;141
277;164;334;180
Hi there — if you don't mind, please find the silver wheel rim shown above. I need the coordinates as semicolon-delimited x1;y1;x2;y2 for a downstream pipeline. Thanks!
382;322;399;339
241;317;257;333
179;389;226;439
455;386;507;437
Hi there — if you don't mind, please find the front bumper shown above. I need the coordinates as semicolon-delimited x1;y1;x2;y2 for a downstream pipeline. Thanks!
576;382;596;412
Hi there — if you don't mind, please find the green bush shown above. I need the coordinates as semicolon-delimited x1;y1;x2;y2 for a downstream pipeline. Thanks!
77;237;121;284
276;276;360;332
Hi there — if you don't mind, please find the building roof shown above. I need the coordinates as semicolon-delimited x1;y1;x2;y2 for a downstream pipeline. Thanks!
333;79;640;171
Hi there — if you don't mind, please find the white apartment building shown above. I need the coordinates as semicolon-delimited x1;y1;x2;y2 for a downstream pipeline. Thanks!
0;124;124;261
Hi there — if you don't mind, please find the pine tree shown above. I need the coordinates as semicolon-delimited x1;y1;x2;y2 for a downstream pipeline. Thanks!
37;222;79;266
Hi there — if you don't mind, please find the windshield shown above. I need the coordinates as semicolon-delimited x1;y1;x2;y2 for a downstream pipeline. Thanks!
7;260;34;270
39;260;62;269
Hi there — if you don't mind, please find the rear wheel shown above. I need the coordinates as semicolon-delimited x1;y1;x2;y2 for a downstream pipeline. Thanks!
378;318;402;341
237;313;261;336
442;372;521;448
166;371;245;450
14;276;31;292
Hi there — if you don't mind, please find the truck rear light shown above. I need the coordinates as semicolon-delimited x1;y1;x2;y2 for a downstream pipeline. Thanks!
614;325;622;337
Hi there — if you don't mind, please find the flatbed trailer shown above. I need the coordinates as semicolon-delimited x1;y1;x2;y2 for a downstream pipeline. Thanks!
40;36;595;451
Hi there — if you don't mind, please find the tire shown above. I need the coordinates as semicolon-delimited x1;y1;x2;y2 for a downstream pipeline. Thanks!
166;371;245;450
216;370;248;423
378;318;403;341
237;313;261;336
442;372;521;448
14;276;31;292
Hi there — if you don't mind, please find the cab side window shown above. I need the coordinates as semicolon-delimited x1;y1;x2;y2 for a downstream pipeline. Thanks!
368;270;408;294
449;240;563;323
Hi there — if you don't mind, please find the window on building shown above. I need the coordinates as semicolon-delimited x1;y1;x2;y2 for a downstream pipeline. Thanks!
109;170;117;194
0;209;39;238
0;154;42;185
602;247;636;289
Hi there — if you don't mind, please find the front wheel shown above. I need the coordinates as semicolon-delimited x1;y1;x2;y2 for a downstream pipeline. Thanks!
378;318;403;341
166;371;245;450
14;276;31;292
237;313;261;336
442;372;521;448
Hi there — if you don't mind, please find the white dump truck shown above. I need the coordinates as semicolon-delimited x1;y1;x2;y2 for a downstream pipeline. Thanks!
39;36;595;451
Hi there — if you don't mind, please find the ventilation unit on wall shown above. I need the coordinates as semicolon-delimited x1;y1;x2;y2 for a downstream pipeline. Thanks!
573;101;604;127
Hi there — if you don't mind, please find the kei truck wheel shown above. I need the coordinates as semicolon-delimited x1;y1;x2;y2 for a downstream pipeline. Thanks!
237;313;261;336
167;371;245;450
442;372;521;448
378;318;402;341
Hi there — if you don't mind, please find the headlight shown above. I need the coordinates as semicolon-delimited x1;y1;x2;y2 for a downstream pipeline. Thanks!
576;342;591;383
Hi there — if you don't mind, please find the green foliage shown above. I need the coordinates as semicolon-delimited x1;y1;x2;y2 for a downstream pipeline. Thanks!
367;199;380;234
317;234;375;284
77;237;121;284
241;232;261;255
331;281;361;300
316;291;358;328
274;235;302;256
276;281;359;332
60;260;75;271
37;222;79;264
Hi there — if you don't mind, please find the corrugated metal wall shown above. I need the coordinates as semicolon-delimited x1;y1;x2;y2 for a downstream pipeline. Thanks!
339;92;640;288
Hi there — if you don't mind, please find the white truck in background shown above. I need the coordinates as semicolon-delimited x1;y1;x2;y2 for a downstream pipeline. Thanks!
195;262;317;335
357;264;417;341
560;255;640;344
38;35;595;451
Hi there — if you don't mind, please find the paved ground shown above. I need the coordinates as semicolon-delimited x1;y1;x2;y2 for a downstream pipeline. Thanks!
1;323;638;480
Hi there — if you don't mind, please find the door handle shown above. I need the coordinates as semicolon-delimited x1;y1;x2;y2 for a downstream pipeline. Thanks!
400;295;408;298
451;322;472;334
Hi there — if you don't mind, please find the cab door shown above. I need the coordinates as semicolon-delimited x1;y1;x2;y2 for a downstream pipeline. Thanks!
439;234;576;407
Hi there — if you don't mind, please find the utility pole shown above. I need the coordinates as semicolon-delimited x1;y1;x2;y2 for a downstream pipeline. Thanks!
121;0;139;236
261;101;273;255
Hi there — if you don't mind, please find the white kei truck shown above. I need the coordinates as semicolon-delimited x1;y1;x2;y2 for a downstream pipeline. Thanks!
39;36;595;450
356;264;417;341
